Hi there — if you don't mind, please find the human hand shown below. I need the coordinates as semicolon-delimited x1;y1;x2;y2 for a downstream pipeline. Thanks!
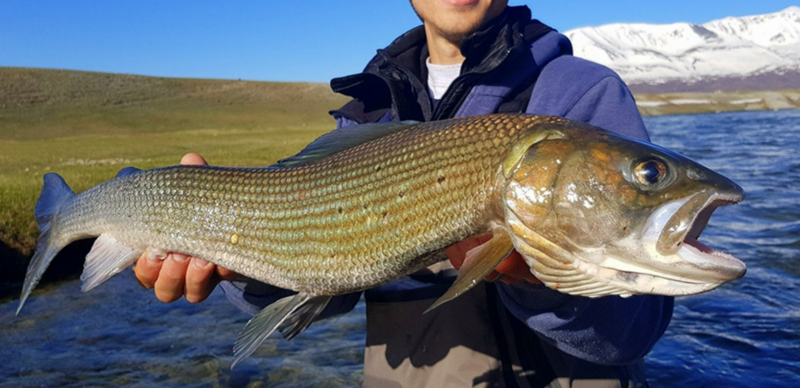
132;153;239;303
445;234;541;285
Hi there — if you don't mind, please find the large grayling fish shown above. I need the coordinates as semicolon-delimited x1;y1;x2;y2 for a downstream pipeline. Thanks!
16;114;746;366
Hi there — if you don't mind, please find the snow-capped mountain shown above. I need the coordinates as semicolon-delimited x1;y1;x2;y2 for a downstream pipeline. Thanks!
565;6;800;92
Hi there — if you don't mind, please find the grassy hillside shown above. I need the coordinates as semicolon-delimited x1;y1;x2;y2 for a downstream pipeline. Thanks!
1;67;349;140
0;67;349;295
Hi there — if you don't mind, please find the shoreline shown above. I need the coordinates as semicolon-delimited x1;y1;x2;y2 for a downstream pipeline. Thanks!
634;89;800;116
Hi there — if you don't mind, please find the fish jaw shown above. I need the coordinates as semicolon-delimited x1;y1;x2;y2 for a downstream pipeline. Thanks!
591;189;746;296
505;189;747;298
633;191;747;289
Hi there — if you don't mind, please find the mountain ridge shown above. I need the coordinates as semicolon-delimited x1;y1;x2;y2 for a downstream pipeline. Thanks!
566;6;800;92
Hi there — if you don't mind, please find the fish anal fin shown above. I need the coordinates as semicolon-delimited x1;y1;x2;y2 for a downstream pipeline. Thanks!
278;295;332;340
80;233;142;292
232;292;329;369
424;228;514;314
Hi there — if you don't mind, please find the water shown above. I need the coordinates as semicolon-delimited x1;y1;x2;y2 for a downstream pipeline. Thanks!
644;110;800;387
1;110;798;387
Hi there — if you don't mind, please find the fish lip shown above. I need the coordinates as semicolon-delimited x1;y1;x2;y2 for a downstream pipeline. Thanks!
685;196;741;241
656;191;744;255
648;192;747;284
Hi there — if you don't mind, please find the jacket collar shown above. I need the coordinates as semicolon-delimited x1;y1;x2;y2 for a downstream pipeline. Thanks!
331;6;552;122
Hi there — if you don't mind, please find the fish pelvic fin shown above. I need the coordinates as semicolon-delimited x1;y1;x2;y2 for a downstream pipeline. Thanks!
424;228;514;314
231;293;331;369
80;233;142;292
17;173;77;315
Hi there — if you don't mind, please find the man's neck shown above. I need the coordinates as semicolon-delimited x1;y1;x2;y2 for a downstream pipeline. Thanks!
423;24;466;65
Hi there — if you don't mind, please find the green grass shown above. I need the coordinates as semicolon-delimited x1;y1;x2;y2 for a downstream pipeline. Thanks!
0;67;348;261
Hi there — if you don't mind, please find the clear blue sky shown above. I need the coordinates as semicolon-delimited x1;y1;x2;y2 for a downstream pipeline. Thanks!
1;1;797;83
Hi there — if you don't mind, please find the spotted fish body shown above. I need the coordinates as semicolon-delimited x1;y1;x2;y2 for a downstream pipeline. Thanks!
25;115;549;298
18;113;746;367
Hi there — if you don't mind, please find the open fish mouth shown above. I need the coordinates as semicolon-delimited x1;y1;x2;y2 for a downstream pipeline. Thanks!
596;192;748;296
663;194;746;280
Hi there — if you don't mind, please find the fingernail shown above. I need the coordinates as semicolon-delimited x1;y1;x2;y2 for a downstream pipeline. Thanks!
145;252;160;264
171;253;189;263
193;258;211;268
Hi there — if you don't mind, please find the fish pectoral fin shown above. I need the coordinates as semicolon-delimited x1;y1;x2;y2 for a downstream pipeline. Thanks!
232;292;330;369
424;228;514;314
80;233;142;292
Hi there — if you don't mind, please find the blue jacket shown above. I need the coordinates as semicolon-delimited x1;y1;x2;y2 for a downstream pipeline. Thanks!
221;5;672;368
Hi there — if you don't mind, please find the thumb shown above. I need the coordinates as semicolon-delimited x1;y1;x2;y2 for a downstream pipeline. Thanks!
181;153;207;166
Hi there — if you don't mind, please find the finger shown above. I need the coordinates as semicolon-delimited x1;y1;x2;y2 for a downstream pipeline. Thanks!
133;252;164;289
184;257;217;303
216;266;239;281
475;234;493;245
444;244;466;268
153;253;191;303
499;251;542;285
485;270;502;282
484;247;517;282
180;153;207;166
493;251;518;274
445;234;493;269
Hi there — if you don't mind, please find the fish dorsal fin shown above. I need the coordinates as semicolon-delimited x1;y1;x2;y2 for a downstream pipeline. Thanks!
271;121;419;168
424;228;514;314
231;292;330;368
115;166;143;178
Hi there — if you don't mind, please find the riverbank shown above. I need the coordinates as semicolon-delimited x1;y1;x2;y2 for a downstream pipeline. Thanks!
635;89;800;116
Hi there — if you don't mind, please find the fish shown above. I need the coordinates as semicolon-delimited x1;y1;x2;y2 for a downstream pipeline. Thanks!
15;114;746;367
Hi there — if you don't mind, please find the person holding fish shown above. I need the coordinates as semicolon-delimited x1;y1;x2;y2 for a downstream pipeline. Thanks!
132;1;676;386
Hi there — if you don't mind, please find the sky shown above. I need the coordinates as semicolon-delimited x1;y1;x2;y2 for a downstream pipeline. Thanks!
1;1;798;83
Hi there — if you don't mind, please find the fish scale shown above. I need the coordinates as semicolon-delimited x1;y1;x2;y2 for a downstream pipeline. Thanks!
42;114;563;295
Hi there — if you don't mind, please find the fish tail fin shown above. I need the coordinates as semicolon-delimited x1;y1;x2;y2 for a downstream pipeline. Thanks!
17;173;76;315
35;173;75;230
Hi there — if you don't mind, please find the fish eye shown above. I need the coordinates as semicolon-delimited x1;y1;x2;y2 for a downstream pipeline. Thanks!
633;159;668;188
